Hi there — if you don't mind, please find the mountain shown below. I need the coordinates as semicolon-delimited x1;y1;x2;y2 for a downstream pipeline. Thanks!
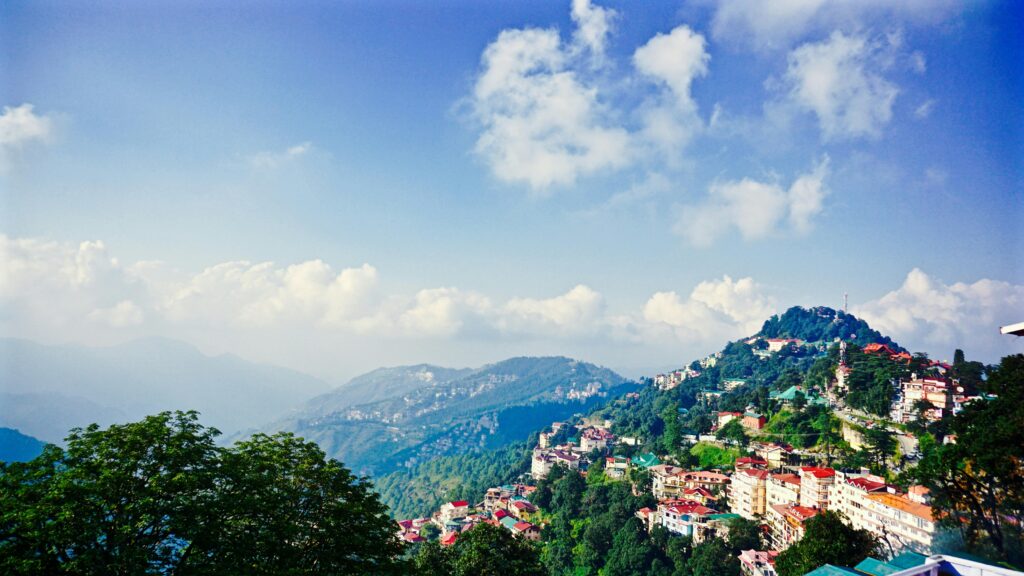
757;306;903;350
0;427;46;462
300;364;474;418
0;337;330;443
261;356;638;476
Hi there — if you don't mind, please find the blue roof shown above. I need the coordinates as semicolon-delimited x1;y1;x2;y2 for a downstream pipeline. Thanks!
631;453;661;467
804;565;864;576
499;516;517;530
854;557;899;576
888;552;927;569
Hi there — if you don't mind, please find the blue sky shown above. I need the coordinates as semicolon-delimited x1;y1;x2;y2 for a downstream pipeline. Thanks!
1;0;1021;381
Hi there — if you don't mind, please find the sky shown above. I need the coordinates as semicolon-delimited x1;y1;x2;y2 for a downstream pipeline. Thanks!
1;0;1021;383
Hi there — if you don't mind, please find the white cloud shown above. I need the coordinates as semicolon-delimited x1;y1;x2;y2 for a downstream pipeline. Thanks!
501;284;605;336
571;0;616;63
642;275;776;343
0;104;53;170
910;50;927;74
675;158;829;246
914;99;935;119
633;26;710;159
469;25;632;190
854;269;1024;362
247;141;314;169
704;0;960;50
783;31;899;140
88;300;145;327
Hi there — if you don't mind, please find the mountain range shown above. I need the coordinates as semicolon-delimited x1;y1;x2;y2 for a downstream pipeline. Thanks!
255;356;638;476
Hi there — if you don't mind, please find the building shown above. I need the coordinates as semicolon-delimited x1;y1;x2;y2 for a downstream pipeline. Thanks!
531;447;580;479
718;411;743;428
753;442;794;468
730;468;769;519
767;503;819;550
738;550;779;576
511;521;541;541
650;464;686;499
604;456;629;479
892;376;953;422
766;473;801;509
509;499;538;521
580;427;616;452
439;500;470;524
829;472;936;555
742;412;767;431
656;500;719;538
735;456;768;470
799;467;835;510
805;552;1024;576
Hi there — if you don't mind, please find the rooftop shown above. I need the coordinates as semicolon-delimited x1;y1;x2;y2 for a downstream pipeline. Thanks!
865;492;933;522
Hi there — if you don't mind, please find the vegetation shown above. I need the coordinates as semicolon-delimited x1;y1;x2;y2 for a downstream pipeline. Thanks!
689;442;741;469
413;523;543;576
913;354;1024;567
0;411;406;575
774;511;881;576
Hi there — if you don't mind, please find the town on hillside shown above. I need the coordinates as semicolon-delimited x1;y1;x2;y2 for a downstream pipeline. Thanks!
394;318;1019;576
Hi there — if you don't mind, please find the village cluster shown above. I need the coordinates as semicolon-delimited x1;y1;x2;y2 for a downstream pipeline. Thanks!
394;339;991;575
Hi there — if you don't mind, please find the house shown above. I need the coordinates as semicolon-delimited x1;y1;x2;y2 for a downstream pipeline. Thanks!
771;385;826;407
531;447;580;479
753;442;794;468
605;456;629;479
631;452;661;469
722;378;747;391
742;412;767;431
510;499;538;521
729;468;769;519
440;532;459;547
682;487;719;506
735;456;768;470
766;338;802;353
650;464;686;499
657;500;718;537
766;504;819;549
718;411;743;428
738;549;779;576
512;521;541;541
798;467;835;509
892;376;953;422
580;427;616;452
439;500;470;524
636;507;656;532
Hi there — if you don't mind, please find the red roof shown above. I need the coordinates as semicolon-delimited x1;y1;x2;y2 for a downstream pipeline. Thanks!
513;521;535;532
741;468;770;479
847;476;887;492
718;411;743;417
448;500;469;508
440;532;458;546
770;473;801;486
800;466;835;479
736;457;767;465
396;519;413;529
494;509;510;519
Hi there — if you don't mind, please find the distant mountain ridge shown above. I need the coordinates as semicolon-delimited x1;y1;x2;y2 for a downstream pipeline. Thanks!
261;356;638;476
0;427;46;463
0;337;330;442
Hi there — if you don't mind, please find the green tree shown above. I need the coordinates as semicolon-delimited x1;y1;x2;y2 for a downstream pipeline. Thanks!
661;403;683;454
863;427;897;471
774;511;880;576
416;523;541;576
602;519;657;576
915;354;1024;567
687;537;740;576
0;411;406;576
715;419;748;447
724;517;763;554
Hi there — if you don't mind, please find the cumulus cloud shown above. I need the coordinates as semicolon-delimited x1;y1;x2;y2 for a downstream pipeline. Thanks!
0;104;53;170
501;284;605;336
676;157;829;246
854;269;1024;362
570;0;616;62
247;141;314;169
704;0;960;50
633;26;711;159
469;24;632;190
783;31;899;140
642;275;776;343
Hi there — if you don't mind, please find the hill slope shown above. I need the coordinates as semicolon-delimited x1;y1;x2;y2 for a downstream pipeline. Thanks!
0;427;46;462
0;337;330;442
264;356;638;476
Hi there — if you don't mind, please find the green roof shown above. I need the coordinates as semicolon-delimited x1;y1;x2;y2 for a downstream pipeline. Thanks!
631;453;661;468
705;513;740;521
854;557;899;576
804;565;865;576
887;552;927;570
772;385;827;404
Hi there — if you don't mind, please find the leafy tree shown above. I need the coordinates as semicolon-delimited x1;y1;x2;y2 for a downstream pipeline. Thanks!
686;537;740;576
774;511;880;576
661;403;683;454
724;517;763;554
863;427;897;471
915;354;1024;567
715;419;748;447
0;411;406;576
602;519;657;576
415;523;542;576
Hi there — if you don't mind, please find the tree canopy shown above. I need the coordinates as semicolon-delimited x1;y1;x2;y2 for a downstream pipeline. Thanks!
0;411;405;575
774;511;881;576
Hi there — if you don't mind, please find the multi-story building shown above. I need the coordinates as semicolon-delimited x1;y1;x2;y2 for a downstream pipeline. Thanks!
892;376;953;422
766;473;801;509
657;500;718;537
767;503;819;550
739;550;780;576
531;447;579;479
828;472;936;554
730;468;769;520
799;467;835;509
580;427;616;452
